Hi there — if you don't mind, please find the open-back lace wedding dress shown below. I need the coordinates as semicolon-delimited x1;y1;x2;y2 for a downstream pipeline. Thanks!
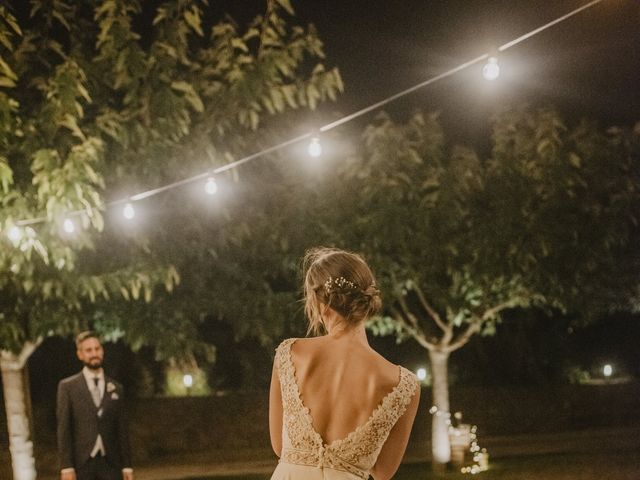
271;338;420;480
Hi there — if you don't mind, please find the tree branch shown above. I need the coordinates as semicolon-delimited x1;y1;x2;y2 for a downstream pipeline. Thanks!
0;338;43;370
481;297;524;322
445;321;480;353
444;297;524;353
390;307;436;351
396;294;421;331
412;281;450;334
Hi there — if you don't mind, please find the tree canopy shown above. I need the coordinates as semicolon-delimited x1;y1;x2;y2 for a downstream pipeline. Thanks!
0;0;342;354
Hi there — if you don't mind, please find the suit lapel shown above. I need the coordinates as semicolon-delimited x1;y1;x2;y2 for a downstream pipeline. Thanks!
100;377;110;410
74;373;98;409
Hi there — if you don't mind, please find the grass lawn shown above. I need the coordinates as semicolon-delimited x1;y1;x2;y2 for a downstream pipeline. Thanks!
181;450;640;480
397;451;640;479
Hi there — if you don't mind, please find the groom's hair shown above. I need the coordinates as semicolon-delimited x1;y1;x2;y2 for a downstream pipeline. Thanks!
75;330;100;349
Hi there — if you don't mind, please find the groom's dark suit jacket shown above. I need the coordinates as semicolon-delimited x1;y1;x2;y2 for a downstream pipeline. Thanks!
56;372;131;471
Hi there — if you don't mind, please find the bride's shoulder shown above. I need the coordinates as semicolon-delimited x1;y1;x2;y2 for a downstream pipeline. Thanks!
275;337;298;351
274;337;316;353
370;351;404;383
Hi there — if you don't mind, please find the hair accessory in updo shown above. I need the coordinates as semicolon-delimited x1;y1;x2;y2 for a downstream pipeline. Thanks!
303;247;382;335
324;276;357;294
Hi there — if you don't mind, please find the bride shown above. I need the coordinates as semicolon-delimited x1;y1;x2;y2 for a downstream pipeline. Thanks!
269;247;420;480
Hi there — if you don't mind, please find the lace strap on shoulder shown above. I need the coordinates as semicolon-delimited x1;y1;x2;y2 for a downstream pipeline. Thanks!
275;338;298;402
401;368;420;400
275;338;296;370
384;368;420;424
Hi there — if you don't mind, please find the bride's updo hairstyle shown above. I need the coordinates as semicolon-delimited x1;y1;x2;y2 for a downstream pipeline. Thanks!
303;247;382;335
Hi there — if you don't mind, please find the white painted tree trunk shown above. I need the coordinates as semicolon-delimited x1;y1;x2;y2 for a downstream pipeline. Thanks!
1;341;40;480
429;348;451;474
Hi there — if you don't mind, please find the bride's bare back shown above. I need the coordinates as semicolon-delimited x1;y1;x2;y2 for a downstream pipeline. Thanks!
290;335;402;445
269;247;420;480
270;335;420;480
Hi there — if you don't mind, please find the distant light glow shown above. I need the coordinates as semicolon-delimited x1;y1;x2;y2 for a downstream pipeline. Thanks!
63;218;75;234
8;226;22;242
307;137;322;157
482;57;500;81
417;368;427;381
123;203;135;220
183;374;193;388
204;176;218;195
603;364;613;377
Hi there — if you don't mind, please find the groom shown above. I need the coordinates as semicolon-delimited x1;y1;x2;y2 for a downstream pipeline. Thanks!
57;331;133;480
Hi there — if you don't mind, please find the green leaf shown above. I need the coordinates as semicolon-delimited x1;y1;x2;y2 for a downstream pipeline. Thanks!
0;76;16;88
275;0;295;15
183;6;203;36
569;152;581;168
249;109;259;130
2;8;22;35
0;157;13;192
60;114;86;140
170;81;204;112
52;10;71;31
231;38;248;52
0;57;17;81
281;85;297;108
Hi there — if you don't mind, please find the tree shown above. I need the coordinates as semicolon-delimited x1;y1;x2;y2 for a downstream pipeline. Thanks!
329;108;639;472
0;1;342;478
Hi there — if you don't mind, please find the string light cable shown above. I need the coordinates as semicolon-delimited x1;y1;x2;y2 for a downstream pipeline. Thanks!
9;0;605;229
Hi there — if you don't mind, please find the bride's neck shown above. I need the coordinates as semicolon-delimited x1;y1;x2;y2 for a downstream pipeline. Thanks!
324;316;368;346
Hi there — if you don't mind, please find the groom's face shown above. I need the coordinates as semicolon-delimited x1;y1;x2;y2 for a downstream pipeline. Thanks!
77;337;104;370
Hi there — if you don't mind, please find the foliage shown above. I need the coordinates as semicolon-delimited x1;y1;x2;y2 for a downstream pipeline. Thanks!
0;0;342;355
331;107;639;352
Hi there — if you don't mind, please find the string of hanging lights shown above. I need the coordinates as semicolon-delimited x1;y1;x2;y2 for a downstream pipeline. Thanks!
6;0;605;237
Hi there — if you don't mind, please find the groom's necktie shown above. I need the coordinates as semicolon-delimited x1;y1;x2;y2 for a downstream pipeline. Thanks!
91;377;102;407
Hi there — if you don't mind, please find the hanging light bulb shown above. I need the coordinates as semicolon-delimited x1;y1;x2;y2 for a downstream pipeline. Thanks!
204;176;218;195
307;136;322;157
482;56;500;81
7;226;22;242
123;202;135;220
63;218;76;234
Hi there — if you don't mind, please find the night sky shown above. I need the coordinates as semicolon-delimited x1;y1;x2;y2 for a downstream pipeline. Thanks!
292;0;640;130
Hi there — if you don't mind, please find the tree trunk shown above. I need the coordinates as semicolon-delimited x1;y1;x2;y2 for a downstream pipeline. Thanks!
1;342;40;480
429;348;451;474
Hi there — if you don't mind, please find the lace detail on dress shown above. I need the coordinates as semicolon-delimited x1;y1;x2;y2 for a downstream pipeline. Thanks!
276;339;321;450
275;338;419;478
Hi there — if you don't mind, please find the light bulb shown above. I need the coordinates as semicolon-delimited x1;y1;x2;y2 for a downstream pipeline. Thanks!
8;226;22;242
482;57;500;81
204;176;218;195
416;368;427;381
307;136;322;157
603;364;612;377
63;218;75;234
123;203;135;220
183;374;193;388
